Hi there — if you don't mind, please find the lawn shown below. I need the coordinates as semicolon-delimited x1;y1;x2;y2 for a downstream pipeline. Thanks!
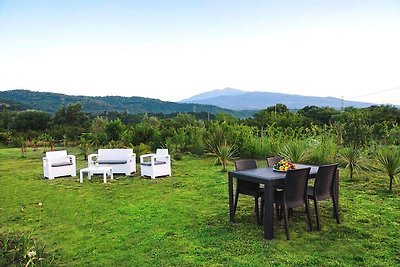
0;148;399;266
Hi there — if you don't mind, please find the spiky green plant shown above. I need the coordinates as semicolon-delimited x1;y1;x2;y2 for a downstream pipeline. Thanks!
208;140;238;172
338;145;367;180
375;147;400;191
279;140;310;163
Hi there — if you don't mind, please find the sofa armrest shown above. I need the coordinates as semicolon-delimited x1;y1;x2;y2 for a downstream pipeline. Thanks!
67;155;76;164
127;153;136;162
88;153;98;165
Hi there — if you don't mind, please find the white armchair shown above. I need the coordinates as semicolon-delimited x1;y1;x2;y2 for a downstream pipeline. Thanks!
140;149;171;179
43;150;76;179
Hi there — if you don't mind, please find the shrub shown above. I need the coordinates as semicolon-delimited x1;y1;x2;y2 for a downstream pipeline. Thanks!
375;146;400;191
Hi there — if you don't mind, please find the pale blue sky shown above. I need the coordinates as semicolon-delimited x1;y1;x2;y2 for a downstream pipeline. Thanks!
1;1;400;104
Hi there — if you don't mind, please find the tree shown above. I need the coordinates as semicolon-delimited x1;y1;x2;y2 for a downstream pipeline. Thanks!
9;110;51;132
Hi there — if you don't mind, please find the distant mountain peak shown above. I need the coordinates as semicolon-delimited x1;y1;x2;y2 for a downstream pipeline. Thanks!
179;87;246;102
180;88;379;110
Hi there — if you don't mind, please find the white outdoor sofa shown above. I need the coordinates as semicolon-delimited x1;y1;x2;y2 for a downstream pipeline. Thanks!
140;149;171;179
43;150;76;179
88;148;136;175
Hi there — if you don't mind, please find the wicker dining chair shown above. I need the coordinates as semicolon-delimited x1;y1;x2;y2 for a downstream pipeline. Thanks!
307;164;340;230
274;167;313;240
266;156;284;167
234;160;263;225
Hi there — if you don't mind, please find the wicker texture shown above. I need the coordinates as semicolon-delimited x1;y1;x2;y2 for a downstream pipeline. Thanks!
266;156;284;167
234;160;262;224
307;164;340;230
274;167;312;240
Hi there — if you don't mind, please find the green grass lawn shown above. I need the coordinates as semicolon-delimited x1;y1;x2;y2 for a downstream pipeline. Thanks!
0;148;399;266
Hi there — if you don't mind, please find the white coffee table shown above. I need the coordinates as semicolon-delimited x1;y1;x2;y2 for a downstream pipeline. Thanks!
80;166;113;183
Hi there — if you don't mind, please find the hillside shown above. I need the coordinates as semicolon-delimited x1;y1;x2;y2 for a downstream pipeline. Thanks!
0;90;253;117
180;88;377;110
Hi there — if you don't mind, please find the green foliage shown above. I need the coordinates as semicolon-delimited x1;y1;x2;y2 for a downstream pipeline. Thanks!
279;139;310;163
308;136;337;165
207;140;238;172
338;146;368;180
105;118;126;142
9;110;51;132
375;146;400;191
0;232;55;266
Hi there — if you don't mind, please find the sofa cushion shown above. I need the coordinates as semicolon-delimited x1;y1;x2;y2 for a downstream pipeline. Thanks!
98;160;128;164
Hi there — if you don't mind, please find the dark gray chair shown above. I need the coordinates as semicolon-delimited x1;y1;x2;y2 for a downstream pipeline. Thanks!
234;160;263;224
266;156;284;167
274;167;313;240
307;164;340;230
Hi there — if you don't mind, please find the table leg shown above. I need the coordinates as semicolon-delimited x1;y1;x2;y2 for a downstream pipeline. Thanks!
80;170;83;183
263;183;274;239
110;169;113;181
335;169;341;223
228;173;234;222
103;172;107;183
88;172;92;180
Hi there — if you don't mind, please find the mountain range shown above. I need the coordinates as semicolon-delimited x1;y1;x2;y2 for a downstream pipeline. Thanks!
0;88;388;119
0;89;253;117
180;87;378;110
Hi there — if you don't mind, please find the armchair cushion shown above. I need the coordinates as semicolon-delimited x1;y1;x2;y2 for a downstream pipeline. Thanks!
140;160;166;166
51;161;73;167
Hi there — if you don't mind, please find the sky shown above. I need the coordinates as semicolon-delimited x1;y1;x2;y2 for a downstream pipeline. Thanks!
1;0;400;105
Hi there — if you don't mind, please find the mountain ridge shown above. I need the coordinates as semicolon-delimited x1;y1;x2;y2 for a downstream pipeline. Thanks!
180;88;379;110
0;89;253;118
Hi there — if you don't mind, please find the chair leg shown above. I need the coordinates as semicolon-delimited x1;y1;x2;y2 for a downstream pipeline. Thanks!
332;196;341;224
313;198;321;231
275;203;280;220
233;190;239;220
260;198;264;225
283;203;290;240
305;199;313;232
254;197;260;225
288;207;293;218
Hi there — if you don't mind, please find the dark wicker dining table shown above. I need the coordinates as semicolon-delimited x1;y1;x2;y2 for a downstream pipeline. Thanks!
228;164;339;240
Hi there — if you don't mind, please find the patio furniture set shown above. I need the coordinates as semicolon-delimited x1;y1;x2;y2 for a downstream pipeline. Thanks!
42;148;171;183
228;157;340;240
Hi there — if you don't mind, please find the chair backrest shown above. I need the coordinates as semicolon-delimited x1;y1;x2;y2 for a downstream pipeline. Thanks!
98;149;133;161
314;164;338;200
283;167;311;207
156;149;169;155
234;160;259;195
266;156;284;167
45;150;67;160
234;159;257;171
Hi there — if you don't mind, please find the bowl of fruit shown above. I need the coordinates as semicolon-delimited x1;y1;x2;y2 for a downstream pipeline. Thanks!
273;160;296;172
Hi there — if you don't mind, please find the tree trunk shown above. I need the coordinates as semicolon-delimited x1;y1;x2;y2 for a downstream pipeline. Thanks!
389;175;393;192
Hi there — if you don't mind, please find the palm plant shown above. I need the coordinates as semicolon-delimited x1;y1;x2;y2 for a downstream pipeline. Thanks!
208;140;238;172
280;140;310;163
375;147;400;191
338;145;367;180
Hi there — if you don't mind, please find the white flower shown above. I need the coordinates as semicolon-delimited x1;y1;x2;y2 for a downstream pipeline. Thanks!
27;250;36;258
38;202;43;207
